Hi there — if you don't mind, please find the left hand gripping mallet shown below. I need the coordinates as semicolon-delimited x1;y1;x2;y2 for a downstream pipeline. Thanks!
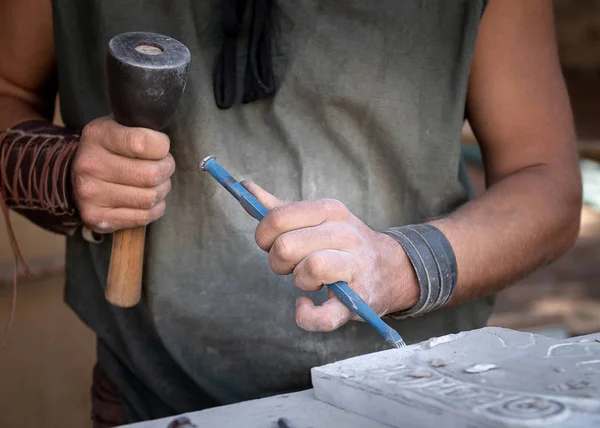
199;155;406;348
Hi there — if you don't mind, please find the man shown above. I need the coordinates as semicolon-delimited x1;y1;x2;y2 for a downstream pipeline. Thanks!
0;0;582;426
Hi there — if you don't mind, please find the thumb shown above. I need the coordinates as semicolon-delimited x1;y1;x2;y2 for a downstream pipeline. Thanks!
241;180;284;210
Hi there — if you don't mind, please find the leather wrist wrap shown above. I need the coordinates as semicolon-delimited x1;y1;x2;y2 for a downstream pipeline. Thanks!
0;120;82;236
0;120;82;349
383;224;458;319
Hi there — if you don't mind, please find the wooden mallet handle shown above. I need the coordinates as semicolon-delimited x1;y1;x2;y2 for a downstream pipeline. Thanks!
104;32;190;307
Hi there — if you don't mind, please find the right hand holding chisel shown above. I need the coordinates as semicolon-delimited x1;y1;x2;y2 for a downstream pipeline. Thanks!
241;180;420;334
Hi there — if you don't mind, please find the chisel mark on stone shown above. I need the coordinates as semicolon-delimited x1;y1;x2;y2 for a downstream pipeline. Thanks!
464;364;498;374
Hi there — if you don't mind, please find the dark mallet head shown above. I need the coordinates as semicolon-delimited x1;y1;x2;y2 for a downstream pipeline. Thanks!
106;31;191;131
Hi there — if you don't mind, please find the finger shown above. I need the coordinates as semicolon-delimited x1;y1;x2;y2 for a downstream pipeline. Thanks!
295;292;353;332
75;176;171;210
82;116;171;160
80;201;166;233
270;223;362;275
75;147;175;188
255;199;352;251
240;180;284;210
292;250;357;291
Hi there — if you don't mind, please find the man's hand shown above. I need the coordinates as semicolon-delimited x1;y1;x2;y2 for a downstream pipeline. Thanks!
243;181;419;332
71;116;175;233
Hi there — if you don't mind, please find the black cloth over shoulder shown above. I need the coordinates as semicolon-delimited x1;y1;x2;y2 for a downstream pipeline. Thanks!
213;0;276;109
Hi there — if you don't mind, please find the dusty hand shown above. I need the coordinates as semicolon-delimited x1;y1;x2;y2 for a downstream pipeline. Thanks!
243;181;419;332
71;116;175;233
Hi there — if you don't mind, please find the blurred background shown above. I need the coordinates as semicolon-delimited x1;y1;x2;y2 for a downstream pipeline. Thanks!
1;1;600;427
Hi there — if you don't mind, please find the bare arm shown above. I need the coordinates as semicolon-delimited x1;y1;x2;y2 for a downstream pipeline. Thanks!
431;0;582;304
242;0;583;332
0;0;57;128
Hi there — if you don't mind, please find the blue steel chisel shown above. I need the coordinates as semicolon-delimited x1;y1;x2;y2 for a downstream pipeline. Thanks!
199;155;406;348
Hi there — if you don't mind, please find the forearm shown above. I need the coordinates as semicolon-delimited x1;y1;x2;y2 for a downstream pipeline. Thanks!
0;95;48;130
430;162;582;306
1;106;82;236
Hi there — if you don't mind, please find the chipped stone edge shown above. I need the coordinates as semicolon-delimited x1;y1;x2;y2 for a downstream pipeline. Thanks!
311;368;476;428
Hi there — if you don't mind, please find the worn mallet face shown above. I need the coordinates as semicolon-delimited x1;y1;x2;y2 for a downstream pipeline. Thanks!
106;32;191;131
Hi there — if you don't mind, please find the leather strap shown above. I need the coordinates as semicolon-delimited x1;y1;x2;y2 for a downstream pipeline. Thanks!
0;120;82;350
383;224;458;318
409;224;458;308
1;120;81;235
383;228;430;315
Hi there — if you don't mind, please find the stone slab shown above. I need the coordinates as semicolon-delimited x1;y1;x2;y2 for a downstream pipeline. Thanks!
119;389;390;428
312;327;600;428
565;332;600;343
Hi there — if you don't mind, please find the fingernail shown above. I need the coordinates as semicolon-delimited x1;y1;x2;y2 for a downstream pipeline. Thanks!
240;179;254;188
82;226;104;244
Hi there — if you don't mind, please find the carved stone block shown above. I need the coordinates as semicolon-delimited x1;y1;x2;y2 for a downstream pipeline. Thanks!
121;390;389;428
312;327;600;427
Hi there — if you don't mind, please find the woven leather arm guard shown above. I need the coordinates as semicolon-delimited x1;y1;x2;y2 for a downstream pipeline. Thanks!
0;120;82;236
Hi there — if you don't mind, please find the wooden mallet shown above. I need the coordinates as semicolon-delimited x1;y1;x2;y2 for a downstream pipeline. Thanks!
104;32;190;307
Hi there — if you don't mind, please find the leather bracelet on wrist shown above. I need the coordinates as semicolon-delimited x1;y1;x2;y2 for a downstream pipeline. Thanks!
383;224;458;319
0;120;82;236
0;119;83;349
